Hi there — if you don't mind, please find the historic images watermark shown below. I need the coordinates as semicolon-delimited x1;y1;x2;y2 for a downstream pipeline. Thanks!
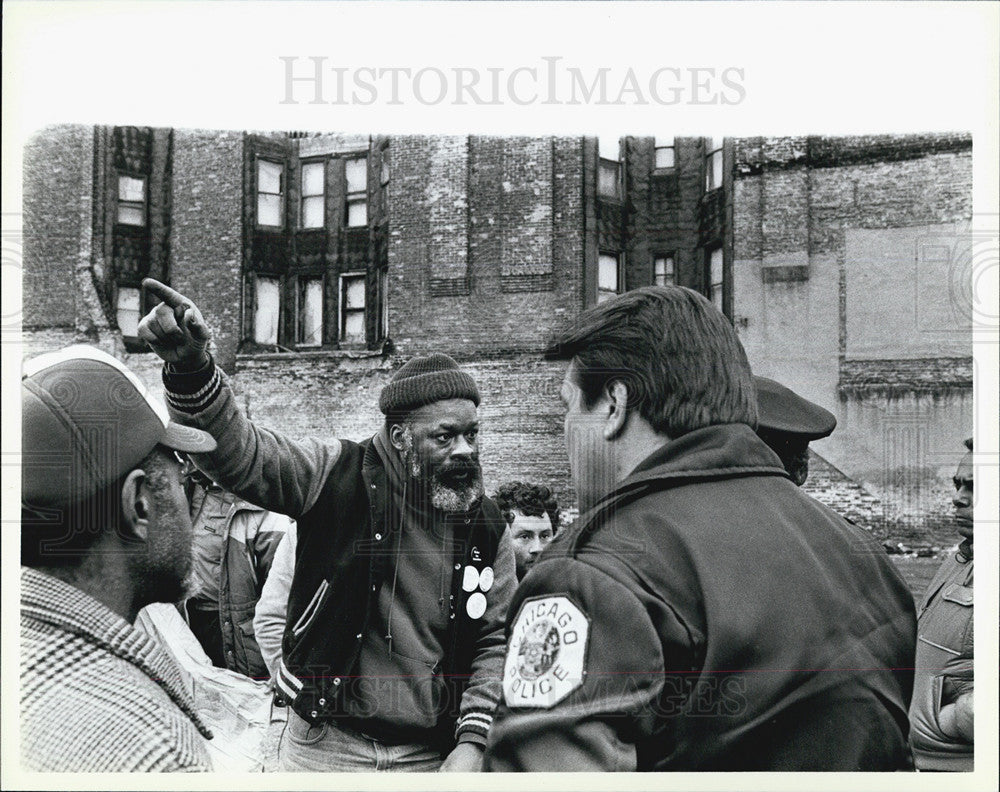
279;56;746;107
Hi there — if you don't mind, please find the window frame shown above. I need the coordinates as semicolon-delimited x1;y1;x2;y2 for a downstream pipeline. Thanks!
252;274;282;346
653;253;676;287
299;158;326;230
705;137;724;192
597;251;623;303
296;274;326;347
115;173;147;227
596;136;624;201
378;267;389;340
338;271;367;344
114;285;142;337
344;155;369;228
653;137;676;172
256;157;286;230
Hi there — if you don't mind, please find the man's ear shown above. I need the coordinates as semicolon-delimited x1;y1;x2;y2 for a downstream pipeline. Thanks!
120;469;150;542
604;379;630;440
389;423;407;452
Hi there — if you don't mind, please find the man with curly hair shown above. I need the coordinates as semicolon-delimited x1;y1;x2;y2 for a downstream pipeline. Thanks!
492;482;561;580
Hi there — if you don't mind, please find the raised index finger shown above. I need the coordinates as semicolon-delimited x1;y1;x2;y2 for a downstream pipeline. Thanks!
142;278;189;309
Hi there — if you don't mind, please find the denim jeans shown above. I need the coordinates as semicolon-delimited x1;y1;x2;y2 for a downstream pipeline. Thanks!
278;710;444;772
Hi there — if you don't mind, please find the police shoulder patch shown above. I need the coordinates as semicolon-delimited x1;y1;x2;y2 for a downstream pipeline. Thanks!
503;595;590;709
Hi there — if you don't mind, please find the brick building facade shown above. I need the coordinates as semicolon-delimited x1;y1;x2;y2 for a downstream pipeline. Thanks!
732;135;973;543
22;126;972;540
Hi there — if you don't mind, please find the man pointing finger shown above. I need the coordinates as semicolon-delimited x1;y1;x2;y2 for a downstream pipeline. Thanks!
138;280;212;364
137;278;515;773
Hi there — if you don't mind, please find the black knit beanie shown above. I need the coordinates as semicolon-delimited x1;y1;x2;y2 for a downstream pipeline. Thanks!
379;353;481;416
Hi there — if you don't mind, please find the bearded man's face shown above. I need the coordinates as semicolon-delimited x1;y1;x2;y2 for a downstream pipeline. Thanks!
395;398;483;512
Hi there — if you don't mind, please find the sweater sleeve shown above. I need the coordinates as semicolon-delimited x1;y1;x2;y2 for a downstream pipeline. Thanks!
253;525;297;680
251;512;294;588
162;356;340;519
454;527;518;746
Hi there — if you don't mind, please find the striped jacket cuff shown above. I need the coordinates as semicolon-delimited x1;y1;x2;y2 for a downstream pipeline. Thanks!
275;659;304;702
164;359;222;414
455;709;493;743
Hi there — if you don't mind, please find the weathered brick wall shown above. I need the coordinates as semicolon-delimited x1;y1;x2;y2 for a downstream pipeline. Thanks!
231;353;575;506
733;134;973;539
23;125;95;330
804;449;964;548
26;128;964;545
388;135;585;357
844;222;971;361
625;137;707;290
170;130;246;370
22;328;78;358
501;138;553;280
803;451;885;533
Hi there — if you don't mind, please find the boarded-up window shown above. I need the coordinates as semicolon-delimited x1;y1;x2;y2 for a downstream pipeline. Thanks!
257;159;284;228
298;278;324;346
345;157;368;227
300;162;325;229
340;273;366;341
654;137;675;169
254;276;280;344
710;248;724;310
116;287;141;336
117;176;146;226
598;253;621;303
598;161;622;199
654;255;675;286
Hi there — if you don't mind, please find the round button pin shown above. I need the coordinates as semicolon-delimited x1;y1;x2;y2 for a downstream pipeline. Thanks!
462;565;480;592
466;592;487;619
478;566;494;592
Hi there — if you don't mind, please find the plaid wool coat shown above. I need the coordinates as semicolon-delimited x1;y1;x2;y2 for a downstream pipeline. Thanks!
19;567;213;772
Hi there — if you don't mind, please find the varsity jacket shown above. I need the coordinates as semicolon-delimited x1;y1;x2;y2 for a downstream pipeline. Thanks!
485;423;917;771
163;357;513;749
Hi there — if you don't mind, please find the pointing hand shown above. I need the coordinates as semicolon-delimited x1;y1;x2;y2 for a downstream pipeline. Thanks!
137;278;212;367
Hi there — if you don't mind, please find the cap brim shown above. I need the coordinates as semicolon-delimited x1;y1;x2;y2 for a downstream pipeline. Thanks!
161;421;217;453
754;376;837;439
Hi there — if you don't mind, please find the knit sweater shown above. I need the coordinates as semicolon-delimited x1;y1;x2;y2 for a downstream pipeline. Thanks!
19;567;213;772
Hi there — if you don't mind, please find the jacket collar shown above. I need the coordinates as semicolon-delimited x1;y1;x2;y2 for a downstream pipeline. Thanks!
20;567;213;739
193;479;268;515
583;423;790;522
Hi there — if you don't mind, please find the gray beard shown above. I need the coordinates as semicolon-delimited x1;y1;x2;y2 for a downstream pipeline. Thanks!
401;436;483;513
428;475;484;512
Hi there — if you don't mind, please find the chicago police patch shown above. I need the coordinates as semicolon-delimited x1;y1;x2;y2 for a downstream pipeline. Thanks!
503;595;589;708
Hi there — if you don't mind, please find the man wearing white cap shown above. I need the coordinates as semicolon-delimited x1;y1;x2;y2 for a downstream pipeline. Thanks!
20;346;217;772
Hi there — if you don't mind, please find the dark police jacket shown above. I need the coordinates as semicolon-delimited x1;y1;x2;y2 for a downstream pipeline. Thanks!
164;360;510;749
485;423;916;771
